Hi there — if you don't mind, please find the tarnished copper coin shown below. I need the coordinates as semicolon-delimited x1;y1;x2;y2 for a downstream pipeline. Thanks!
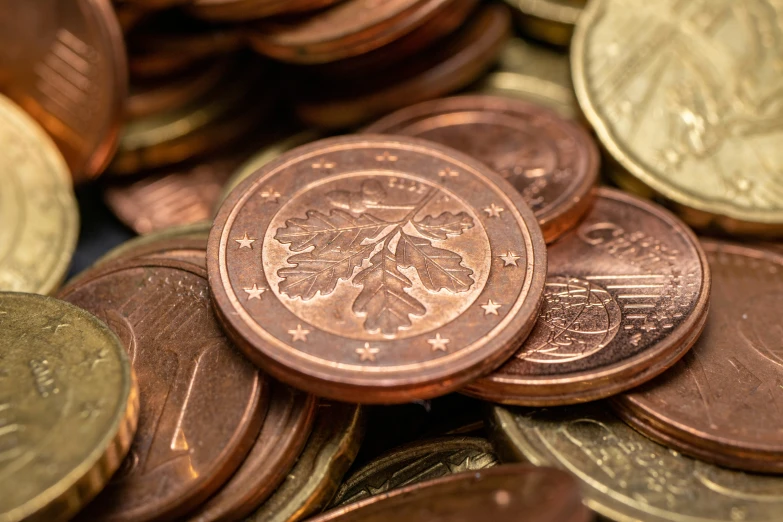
310;464;591;522
613;241;783;473
59;258;268;522
464;187;710;405
366;95;598;243
0;0;126;182
209;135;546;403
190;0;344;21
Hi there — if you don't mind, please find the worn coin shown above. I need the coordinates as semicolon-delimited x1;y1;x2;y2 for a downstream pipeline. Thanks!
310;464;591;522
573;0;783;235
59;259;268;522
209;135;546;403
0;293;138;522
464;188;710;405
330;436;497;507
0;0;126;182
504;0;585;46
0;94;78;295
186;383;317;522
613;241;783;473
366;95;598;243
244;402;364;522
490;404;783;522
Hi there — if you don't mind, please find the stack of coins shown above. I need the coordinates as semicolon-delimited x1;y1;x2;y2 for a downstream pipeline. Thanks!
3;0;783;521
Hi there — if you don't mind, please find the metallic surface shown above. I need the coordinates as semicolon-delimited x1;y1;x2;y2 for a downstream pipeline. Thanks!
613;241;783;472
330;436;497;507
309;464;591;522
187;383;317;522
0;0;126;182
59;259;267;522
504;0;585;46
92;222;211;269
0;293;138;522
189;0;344;21
0;94;78;295
365;95;598;243
573;0;783;234
464;188;710;405
491;404;783;522
295;5;511;129
208;135;547;403
245;402;364;522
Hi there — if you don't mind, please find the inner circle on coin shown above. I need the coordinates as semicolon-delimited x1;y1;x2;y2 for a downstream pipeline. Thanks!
209;135;546;401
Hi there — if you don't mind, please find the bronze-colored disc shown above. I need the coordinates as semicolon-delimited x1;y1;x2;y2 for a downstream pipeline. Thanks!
365;95;598;243
330;436;498;507
59;258;268;522
185;383;317;522
93;222;211;269
294;5;511;129
464;187;710;405
0;0;126;182
613;241;783;473
244;402;364;522
248;0;452;64
310;464;591;522
208;135;546;404
189;0;344;21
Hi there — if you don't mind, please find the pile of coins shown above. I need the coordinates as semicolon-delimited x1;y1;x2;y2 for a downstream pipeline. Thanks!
2;1;783;521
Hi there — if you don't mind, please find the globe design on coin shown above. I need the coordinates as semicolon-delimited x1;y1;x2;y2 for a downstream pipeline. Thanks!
519;276;621;363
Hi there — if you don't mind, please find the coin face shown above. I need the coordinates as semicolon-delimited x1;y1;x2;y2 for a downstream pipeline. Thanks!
0;293;137;522
491;404;783;522
0;0;126;182
573;0;783;233
365;95;598;243
613;241;783;472
59;259;267;521
209;135;546;403
464;188;710;405
0;95;78;295
331;436;497;507
310;464;590;522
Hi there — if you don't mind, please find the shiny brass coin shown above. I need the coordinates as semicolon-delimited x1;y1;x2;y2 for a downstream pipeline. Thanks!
0;292;138;522
490;404;783;522
243;402;364;522
573;0;783;235
330;436;497;507
0;94;78;295
504;0;585;46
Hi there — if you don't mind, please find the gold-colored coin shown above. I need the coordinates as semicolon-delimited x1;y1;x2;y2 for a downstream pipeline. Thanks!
504;0;586;46
246;402;363;522
0;95;78;294
0;293;138;522
573;0;783;235
490;404;783;522
330;436;498;508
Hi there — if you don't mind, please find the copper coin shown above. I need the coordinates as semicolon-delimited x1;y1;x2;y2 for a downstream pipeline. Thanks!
248;0;452;64
294;4;511;129
0;0;126;182
189;0;344;21
59;258;268;522
365;95;599;243
208;135;546;403
612;241;783;473
186;383;317;522
463;187;710;405
309;464;591;522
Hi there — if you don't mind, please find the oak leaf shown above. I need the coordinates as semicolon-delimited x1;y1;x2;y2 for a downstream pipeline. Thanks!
278;243;377;300
413;212;474;240
396;232;473;293
275;209;387;253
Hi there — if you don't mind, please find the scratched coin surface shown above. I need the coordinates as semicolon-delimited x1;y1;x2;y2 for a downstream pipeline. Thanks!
366;95;598;243
490;404;783;522
310;464;591;522
464;188;710;405
0;0;126;182
59;259;267;522
0;94;78;295
573;0;783;234
613;241;783;473
0;293;138;522
186;383;317;522
209;135;546;403
245;402;364;522
330;436;497;507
